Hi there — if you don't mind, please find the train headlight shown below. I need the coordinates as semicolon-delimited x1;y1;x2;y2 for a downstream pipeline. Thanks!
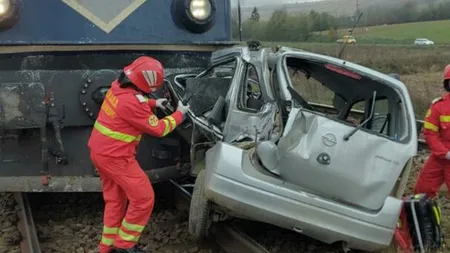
0;0;21;31
172;0;216;33
0;0;11;15
189;0;211;21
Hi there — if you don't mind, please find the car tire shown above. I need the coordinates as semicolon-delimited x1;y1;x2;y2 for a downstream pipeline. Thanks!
188;169;212;241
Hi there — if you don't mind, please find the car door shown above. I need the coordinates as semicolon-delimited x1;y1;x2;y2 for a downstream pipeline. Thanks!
222;62;278;143
272;52;415;211
165;57;244;140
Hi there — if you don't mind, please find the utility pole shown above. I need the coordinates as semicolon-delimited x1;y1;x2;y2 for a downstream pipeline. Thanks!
238;0;242;41
355;0;361;31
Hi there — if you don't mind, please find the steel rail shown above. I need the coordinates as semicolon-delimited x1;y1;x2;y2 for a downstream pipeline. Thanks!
15;192;41;253
169;180;270;253
308;102;428;149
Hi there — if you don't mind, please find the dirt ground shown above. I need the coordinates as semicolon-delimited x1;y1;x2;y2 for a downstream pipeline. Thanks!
0;193;21;253
27;192;219;253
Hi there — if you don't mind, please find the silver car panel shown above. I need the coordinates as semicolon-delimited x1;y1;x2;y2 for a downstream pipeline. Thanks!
204;142;401;252
260;108;414;211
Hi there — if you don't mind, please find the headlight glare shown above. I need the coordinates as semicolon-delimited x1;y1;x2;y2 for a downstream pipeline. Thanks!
189;0;211;21
0;0;11;15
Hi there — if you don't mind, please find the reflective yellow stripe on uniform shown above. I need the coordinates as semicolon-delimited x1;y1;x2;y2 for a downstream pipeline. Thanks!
440;115;450;122
160;116;177;137
118;229;140;242
162;119;171;136
166;115;177;129
101;236;114;246
103;225;119;234
117;220;145;243
100;225;119;246
94;121;140;143
424;121;439;132
122;220;145;233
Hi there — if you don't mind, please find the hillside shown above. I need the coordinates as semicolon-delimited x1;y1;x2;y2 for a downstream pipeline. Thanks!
236;0;433;20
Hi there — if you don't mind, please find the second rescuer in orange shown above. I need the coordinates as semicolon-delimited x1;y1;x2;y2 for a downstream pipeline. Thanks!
87;56;190;253
415;64;450;200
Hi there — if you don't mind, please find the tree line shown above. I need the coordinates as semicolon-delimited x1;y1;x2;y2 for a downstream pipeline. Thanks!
232;0;450;42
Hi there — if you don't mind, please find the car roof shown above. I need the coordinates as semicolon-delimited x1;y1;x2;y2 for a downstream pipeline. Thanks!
209;45;410;92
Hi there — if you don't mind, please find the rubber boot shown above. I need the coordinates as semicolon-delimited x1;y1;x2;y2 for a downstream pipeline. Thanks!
111;245;147;253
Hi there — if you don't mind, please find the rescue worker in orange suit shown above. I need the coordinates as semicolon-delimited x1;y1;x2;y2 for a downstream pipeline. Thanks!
87;56;190;253
415;64;450;199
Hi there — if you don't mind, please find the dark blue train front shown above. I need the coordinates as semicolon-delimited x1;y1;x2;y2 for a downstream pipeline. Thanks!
0;0;233;192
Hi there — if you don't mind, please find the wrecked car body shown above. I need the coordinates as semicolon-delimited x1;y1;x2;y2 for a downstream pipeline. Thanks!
163;45;417;252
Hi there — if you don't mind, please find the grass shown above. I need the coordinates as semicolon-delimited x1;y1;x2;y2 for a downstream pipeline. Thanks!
319;19;450;45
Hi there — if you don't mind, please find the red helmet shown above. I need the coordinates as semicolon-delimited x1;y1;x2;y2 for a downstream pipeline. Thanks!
123;56;164;93
445;64;450;81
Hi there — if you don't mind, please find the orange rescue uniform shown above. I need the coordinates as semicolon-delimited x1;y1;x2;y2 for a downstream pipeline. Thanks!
415;93;450;199
87;80;183;252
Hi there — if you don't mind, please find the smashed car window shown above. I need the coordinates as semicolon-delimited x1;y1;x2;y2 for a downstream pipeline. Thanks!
184;59;237;116
286;66;338;115
347;101;365;125
238;64;264;112
370;98;390;136
283;56;405;141
346;98;390;136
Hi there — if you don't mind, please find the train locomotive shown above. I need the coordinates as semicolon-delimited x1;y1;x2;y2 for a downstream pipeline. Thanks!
0;0;233;192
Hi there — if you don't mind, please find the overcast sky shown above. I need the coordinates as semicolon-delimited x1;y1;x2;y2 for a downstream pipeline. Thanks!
231;0;324;7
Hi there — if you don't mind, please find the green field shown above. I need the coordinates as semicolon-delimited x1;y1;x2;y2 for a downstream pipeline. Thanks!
320;19;450;45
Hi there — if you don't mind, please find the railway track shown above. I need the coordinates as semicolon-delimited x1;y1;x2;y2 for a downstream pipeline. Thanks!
14;193;41;253
9;184;271;253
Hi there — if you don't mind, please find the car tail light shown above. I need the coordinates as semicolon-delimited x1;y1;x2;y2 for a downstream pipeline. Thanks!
325;64;362;80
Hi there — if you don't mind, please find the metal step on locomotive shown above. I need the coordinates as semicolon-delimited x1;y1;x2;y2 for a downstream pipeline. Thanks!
0;0;233;191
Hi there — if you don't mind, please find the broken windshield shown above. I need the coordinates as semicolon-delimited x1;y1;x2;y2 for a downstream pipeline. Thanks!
182;58;237;117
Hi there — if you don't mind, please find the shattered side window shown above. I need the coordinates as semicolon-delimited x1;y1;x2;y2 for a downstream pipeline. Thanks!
238;64;264;111
185;59;237;116
287;66;337;114
370;98;390;136
202;60;237;79
347;98;391;136
347;101;365;125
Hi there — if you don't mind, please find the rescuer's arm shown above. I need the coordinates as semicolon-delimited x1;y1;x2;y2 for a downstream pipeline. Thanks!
147;99;157;108
117;97;185;138
423;102;449;158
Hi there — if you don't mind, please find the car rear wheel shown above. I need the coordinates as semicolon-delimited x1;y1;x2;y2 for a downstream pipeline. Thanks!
188;169;212;241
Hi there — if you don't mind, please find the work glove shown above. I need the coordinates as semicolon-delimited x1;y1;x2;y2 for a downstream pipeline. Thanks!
155;98;168;110
177;100;190;114
446;152;450;160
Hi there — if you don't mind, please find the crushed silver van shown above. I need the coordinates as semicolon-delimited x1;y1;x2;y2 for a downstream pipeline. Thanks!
164;45;418;252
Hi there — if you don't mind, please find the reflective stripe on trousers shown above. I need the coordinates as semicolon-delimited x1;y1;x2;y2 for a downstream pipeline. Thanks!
94;121;141;142
117;219;146;243
100;225;119;247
